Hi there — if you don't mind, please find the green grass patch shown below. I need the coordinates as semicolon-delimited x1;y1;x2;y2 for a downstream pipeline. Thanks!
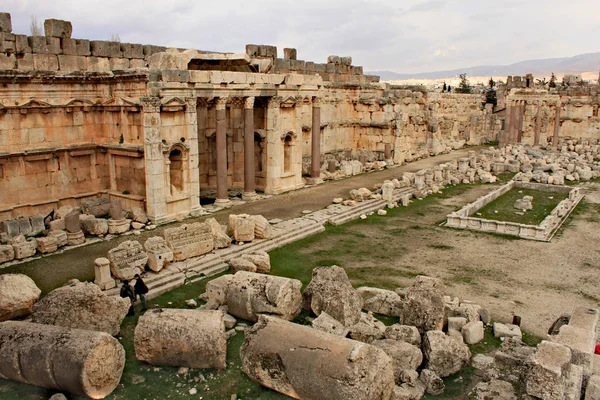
476;188;568;225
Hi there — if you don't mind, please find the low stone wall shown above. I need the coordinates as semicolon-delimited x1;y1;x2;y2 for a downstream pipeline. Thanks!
446;181;583;241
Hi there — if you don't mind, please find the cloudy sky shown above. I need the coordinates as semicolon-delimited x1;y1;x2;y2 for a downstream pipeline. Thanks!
3;0;599;73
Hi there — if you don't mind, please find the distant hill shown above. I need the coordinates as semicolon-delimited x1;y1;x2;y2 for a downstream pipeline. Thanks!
369;52;600;81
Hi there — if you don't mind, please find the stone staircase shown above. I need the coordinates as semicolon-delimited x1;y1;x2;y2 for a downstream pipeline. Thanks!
327;188;413;226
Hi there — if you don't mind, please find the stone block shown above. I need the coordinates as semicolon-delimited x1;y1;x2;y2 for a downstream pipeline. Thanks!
90;40;122;58
229;214;255;242
36;235;58;254
143;236;173;272
57;55;88;71
569;307;599;332
44;19;72;38
311;311;349;337
87;56;110;72
0;244;15;263
462;321;484;344
0;53;16;69
135;309;226;369
161;69;190;82
129;58;146;69
16;53;33;70
164;222;214;261
142;44;167;57
526;341;572;400
120;43;143;59
61;38;90;56
29;216;44;236
493;322;522;339
80;216;108;236
32;53;59;70
384;324;421;346
203;274;234;308
0;219;19;238
0;12;11;33
28;36;61;54
10;235;37;259
448;316;467;332
423;331;471;378
109;57;130;70
554;324;596;369
15;34;31;53
0;34;16;53
283;47;297;60
49;230;67;247
357;286;403;316
17;216;32;236
328;55;341;64
585;374;600;400
107;240;148;280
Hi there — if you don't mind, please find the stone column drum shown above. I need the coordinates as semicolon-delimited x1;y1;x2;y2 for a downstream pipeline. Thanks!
553;102;561;150
0;321;125;399
215;97;231;206
243;96;257;201
310;97;322;181
240;316;395;400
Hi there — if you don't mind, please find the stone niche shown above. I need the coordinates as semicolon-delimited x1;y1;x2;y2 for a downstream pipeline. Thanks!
107;240;148;281
164;222;214;261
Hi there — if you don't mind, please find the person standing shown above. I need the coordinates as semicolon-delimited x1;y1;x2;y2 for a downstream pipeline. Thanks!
119;280;135;316
134;274;149;311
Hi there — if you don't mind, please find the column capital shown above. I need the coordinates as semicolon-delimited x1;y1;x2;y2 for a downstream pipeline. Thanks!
244;96;255;109
140;97;161;113
215;97;229;110
267;96;282;109
312;97;321;107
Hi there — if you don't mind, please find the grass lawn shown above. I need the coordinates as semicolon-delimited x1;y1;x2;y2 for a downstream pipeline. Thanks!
476;188;568;225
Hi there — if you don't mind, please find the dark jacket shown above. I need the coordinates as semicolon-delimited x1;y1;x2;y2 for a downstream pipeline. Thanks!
134;278;149;295
120;284;135;300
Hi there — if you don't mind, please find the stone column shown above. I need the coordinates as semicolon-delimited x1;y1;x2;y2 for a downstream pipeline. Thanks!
308;97;322;184
534;102;542;146
141;97;168;223
94;257;115;290
552;101;561;150
108;152;117;191
504;101;513;145
243;97;257;201
263;96;282;194
185;98;202;215
215;97;231;206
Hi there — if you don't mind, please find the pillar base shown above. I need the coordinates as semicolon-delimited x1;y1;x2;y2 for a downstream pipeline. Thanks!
214;198;233;208
242;191;258;201
190;206;204;218
305;177;324;185
66;231;85;246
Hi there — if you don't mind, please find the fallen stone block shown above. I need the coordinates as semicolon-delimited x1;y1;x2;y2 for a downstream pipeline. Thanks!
348;312;386;343
526;340;572;400
357;286;403;316
303;266;363;326
10;234;36;259
206;218;232;249
107;240;148;280
585;374;600;400
143;236;173;272
0;321;125;399
311;311;349;337
419;369;445;396
403;276;445;332
469;379;517;400
165;222;214;261
134;309;226;369
384;324;421;346
202;274;234;309
31;280;130;336
227;271;302;322
240;316;395;400
0;244;15;263
423;330;471;378
240;250;271;273
493;322;522;339
0;273;41;321
229;257;257;273
252;215;273;239
462;321;485;344
372;339;423;381
229;214;255;242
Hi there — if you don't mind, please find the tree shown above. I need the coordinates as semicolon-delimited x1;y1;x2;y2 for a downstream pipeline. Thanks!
30;15;42;36
454;73;473;94
485;77;497;106
549;73;557;88
442;82;447;92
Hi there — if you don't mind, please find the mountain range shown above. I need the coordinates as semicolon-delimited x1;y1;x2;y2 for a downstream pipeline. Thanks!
368;52;600;81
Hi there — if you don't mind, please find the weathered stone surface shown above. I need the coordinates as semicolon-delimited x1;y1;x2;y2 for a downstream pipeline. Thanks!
164;222;214;261
311;311;349;337
385;324;421;346
94;257;115;290
0;244;15;263
206;217;232;249
493;322;522;339
423;330;471;378
134;309;226;369
107;240;148;281
448;316;468;332
357;286;403;316
130;207;149;224
0;219;19;238
202;274;234;309
392;382;426;400
348;311;386;343
403;276;445;332
44;19;72;38
64;210;81;233
10;234;36;259
107;218;130;235
0;273;41;321
227;271;302;322
462;321;485;344
240;316;395;400
16;216;32;236
0;321;125;398
469;379;517;400
36;235;58;253
0;12;11;33
372;339;423;381
419;369;445;396
252;215;273;239
526;341;572;400
229;257;258;273
81;197;110;217
143;236;173;272
229;214;255;242
49;230;67;247
240;251;271;273
514;195;533;210
80;215;109;236
109;200;125;220
303;266;363;326
585;374;600;400
29;215;44;236
32;280;130;335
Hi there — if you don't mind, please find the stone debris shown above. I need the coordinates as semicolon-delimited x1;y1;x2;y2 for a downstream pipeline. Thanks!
228;214;255;242
143;236;174;272
372;339;423;382
514;195;533;210
134;309;226;369
226;271;302;322
0;273;41;321
347;311;386;343
240;251;271;273
462;321;485;344
240;315;395;400
0;321;125;399
385;324;421;347
493;322;523;339
402;276;446;332
526;341;572;399
206;218;232;249
251;215;272;239
9;234;37;259
165;222;214;261
185;299;197;307
423;330;471;378
107;240;148;280
200;274;234;309
419;369;445;396
357;286;403;316
469;379;517;400
31;280;130;336
311;311;350;337
303;266;363;327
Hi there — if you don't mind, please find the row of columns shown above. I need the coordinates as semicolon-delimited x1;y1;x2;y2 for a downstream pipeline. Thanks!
213;95;322;205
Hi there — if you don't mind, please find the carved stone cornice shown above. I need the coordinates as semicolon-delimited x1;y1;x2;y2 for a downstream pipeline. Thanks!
267;96;282;109
244;96;255;109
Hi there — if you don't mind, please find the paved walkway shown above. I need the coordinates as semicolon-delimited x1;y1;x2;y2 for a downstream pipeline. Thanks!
2;146;483;292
